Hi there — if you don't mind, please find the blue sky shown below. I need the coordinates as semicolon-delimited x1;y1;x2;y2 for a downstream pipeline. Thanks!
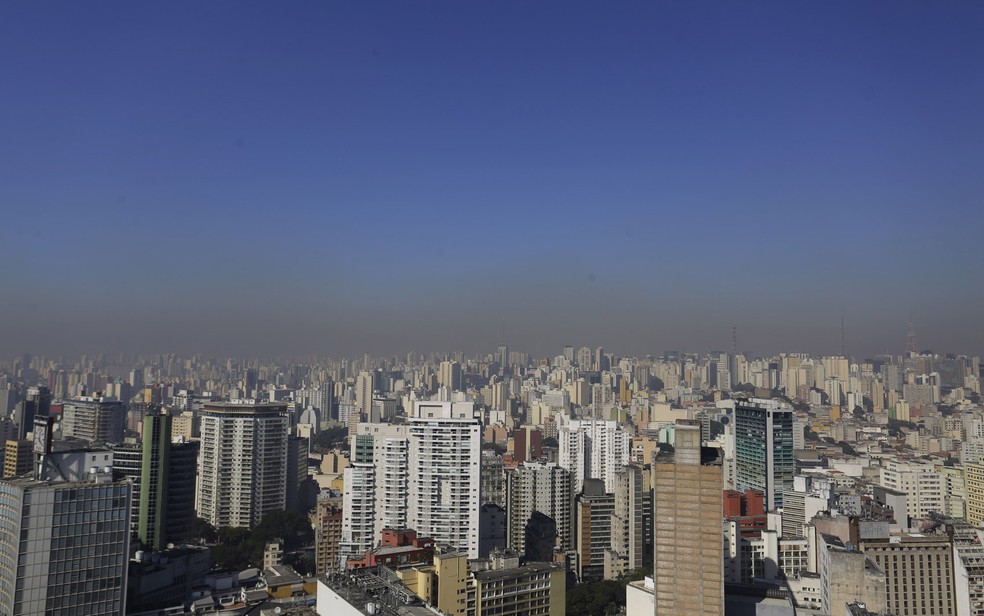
1;2;982;358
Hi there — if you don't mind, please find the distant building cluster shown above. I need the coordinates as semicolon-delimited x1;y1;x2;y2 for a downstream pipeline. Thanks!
0;344;981;615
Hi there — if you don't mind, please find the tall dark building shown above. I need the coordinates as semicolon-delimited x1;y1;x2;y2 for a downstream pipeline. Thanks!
734;398;794;510
167;440;199;545
139;413;198;550
12;386;50;441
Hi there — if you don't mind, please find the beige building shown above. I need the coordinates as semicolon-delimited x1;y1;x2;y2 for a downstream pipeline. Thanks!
395;550;565;616
818;533;887;615
966;462;984;526
652;419;723;615
575;479;614;581
312;499;343;574
2;440;33;478
861;535;954;616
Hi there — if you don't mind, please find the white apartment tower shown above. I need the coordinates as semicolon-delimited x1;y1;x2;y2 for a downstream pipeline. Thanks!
196;401;289;529
558;416;630;492
342;401;481;560
505;462;574;553
408;401;481;558
339;462;376;564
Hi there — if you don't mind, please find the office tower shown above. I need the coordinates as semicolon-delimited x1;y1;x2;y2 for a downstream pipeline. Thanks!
506;462;573;553
525;511;559;562
0;469;132;615
2;440;33;478
136;413;199;551
733;398;794;510
61;395;126;444
607;464;645;578
860;535;955;616
11;386;50;441
166;440;199;545
479;503;507;557
575;478;614;581
285;435;309;513
313;499;343;574
653;419;724;616
564;345;575;363
139;412;171;550
110;442;143;535
559;417;631;492
196;401;288;529
407;401;481;558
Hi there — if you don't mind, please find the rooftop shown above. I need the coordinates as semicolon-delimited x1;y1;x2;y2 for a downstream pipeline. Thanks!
320;569;441;616
472;562;563;582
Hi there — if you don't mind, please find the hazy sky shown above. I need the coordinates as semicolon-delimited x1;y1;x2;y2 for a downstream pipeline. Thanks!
1;2;982;359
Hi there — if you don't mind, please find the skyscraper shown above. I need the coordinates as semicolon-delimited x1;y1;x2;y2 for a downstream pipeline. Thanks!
559;417;630;493
196;401;288;529
733;398;794;510
407;401;481;558
0;467;131;615
11;386;50;441
355;371;374;418
137;412;199;550
505;462;573;554
341;401;481;562
575;478;615;581
653;419;724;616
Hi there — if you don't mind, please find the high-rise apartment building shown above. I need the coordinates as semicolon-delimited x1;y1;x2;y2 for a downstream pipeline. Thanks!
438;360;463;391
2;439;33;478
196;401;288;529
341;401;481;561
607;463;646;577
0;468;132;615
559;417;630;493
575;478;615;582
879;458;945;523
312;499;343;574
61;395;126;444
355;371;374;417
407;401;481;558
733;398;794;510
653;419;724;616
339;462;376;564
505;462;573;554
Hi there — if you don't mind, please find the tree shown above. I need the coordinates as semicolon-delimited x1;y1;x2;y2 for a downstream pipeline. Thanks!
312;426;349;451
482;442;506;455
251;509;315;552
193;516;218;544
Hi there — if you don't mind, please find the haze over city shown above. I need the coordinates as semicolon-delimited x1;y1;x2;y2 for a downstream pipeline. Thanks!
2;2;982;358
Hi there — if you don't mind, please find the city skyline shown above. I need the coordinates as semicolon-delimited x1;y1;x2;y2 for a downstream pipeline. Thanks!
2;2;983;358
